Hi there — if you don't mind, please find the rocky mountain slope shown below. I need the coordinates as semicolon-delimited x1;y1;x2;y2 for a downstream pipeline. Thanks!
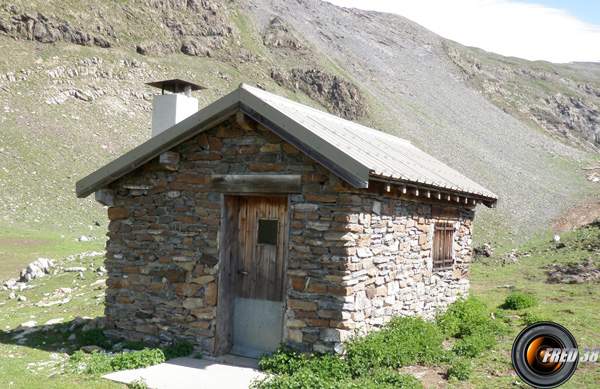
0;0;598;243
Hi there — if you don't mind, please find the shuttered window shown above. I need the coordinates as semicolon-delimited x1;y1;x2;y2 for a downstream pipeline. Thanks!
433;222;454;269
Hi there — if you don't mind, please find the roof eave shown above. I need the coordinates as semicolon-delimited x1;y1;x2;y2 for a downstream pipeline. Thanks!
368;174;498;208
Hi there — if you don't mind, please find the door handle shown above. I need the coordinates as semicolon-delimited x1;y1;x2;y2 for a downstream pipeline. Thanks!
237;269;248;275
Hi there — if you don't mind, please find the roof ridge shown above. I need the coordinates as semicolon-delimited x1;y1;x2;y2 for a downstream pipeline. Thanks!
77;83;497;207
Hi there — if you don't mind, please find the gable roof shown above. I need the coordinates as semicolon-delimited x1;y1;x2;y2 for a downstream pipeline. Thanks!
76;83;498;207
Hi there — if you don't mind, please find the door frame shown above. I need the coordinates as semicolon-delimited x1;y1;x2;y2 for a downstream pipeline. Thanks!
214;193;290;356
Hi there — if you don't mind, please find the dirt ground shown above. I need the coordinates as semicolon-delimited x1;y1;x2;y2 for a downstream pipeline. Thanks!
551;198;600;232
400;365;448;388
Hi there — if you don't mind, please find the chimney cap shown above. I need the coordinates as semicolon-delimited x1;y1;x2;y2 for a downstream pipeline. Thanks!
145;79;207;95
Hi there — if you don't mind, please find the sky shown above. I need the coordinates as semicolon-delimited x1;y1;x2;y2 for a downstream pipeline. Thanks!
323;0;600;63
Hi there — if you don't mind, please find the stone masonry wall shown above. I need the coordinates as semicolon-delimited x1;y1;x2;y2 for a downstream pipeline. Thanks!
286;190;474;353
102;113;475;355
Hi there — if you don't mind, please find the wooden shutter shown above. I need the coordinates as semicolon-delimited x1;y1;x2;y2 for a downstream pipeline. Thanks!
433;222;454;269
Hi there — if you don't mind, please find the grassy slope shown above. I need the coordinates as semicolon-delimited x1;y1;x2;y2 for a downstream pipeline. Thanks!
0;249;123;388
0;0;358;242
466;224;600;388
246;0;598;246
1;0;598;246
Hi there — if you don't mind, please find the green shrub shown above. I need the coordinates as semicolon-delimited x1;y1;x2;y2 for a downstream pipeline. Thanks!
111;348;165;370
253;366;422;389
128;378;148;389
521;312;550;326
253;366;335;388
437;296;504;338
452;332;496;358
254;298;508;388
80;328;113;350
501;292;537;310
82;350;113;375
259;349;350;380
122;341;147;351
258;345;308;375
493;309;512;324
161;340;194;360
345;317;445;376
448;357;473;381
306;353;351;382
353;368;423;388
67;348;166;377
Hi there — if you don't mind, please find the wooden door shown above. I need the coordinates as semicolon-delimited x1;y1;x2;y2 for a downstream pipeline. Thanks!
231;196;288;357
235;196;287;302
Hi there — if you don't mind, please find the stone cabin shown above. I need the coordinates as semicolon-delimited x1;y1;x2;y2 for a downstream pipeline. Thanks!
76;82;497;357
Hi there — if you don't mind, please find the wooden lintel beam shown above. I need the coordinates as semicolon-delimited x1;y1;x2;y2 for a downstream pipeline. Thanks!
212;174;301;193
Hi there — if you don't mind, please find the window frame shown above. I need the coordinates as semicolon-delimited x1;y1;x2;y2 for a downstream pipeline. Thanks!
433;221;455;270
257;218;279;246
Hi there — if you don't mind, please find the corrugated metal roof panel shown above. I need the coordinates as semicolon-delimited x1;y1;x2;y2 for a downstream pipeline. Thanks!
76;83;497;205
241;84;497;200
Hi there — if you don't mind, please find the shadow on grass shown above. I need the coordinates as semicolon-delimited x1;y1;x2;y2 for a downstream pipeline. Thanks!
0;318;104;355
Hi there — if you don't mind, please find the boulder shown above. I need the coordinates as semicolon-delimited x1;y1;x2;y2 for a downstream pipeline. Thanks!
64;267;87;272
80;345;104;353
14;320;37;331
19;258;55;283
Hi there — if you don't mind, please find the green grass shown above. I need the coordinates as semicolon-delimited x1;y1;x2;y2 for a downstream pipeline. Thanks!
256;296;505;387
0;230;105;280
0;241;196;388
467;219;600;387
0;253;106;330
0;248;123;388
253;219;600;387
2;221;600;388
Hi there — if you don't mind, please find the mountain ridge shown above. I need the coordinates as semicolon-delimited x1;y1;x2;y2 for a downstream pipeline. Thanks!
0;0;598;244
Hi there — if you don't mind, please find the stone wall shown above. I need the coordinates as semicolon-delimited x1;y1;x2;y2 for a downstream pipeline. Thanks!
284;187;473;353
102;113;475;355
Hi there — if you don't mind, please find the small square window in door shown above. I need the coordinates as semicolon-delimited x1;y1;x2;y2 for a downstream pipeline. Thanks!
257;219;278;245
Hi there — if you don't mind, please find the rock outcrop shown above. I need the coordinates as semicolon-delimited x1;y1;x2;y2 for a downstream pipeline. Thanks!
0;9;112;48
264;17;305;51
271;68;368;120
445;43;600;152
546;258;600;284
